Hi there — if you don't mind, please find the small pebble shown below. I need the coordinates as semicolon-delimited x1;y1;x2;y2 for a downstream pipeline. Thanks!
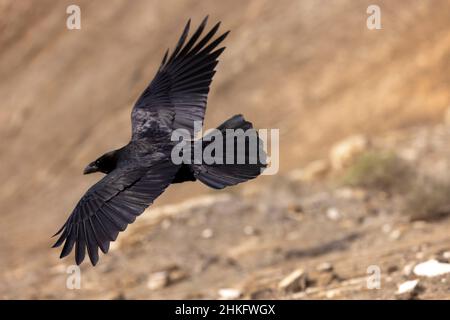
414;259;450;277
218;288;241;299
278;269;308;293
201;228;214;239
316;262;333;272
146;272;169;290
326;208;341;221
243;225;256;236
389;229;401;240
396;279;419;295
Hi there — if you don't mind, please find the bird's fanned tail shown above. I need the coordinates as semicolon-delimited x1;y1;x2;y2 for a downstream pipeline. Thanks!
191;115;267;189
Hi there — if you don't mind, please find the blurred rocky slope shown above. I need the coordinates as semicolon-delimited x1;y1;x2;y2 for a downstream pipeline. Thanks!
0;0;449;292
3;116;450;299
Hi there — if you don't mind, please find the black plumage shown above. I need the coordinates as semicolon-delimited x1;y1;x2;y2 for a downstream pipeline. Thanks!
53;17;266;266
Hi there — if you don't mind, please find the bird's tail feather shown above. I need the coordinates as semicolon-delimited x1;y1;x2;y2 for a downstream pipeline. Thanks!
191;114;266;189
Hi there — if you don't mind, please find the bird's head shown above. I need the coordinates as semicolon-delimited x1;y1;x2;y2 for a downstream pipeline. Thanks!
84;150;119;175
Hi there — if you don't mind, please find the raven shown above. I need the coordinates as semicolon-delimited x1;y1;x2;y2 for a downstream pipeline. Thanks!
53;17;266;266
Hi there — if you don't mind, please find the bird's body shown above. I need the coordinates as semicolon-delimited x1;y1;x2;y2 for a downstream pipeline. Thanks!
53;17;266;265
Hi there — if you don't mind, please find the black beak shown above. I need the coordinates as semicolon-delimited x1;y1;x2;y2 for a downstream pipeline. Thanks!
83;164;98;175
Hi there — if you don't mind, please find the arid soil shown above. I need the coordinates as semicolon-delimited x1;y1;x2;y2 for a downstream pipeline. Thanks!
0;0;450;299
2;122;450;299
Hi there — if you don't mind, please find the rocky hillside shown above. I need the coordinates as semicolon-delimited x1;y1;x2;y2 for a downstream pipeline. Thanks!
3;118;450;299
0;0;449;298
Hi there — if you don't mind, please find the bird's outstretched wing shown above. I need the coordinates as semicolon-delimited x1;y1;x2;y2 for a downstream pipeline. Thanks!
52;159;178;265
131;16;229;140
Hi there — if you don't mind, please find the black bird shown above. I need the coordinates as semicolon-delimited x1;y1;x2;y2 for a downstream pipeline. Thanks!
53;17;266;266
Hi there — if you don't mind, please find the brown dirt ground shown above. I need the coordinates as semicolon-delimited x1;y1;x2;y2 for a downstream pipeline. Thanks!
0;0;450;299
2;124;450;299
